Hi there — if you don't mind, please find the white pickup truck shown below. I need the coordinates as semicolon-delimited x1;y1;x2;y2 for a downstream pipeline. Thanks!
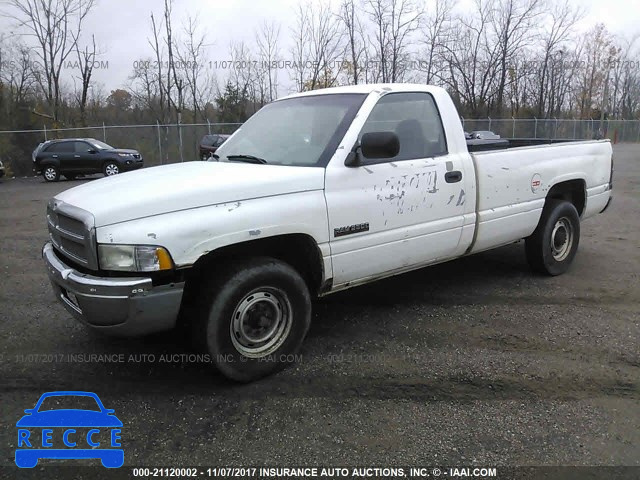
43;84;613;381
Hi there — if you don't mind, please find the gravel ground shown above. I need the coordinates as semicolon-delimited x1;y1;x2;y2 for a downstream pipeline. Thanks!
0;144;638;477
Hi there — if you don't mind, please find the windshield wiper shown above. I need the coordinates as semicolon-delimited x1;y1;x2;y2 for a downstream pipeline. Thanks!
226;154;268;164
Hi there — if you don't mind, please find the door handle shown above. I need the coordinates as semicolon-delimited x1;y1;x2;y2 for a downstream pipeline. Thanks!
74;155;80;158
52;155;58;158
445;171;462;183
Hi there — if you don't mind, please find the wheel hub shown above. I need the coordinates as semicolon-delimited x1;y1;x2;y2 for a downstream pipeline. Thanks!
230;288;292;358
44;168;56;180
105;164;118;175
551;217;573;261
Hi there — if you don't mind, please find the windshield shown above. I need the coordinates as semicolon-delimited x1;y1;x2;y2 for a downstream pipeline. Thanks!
91;140;113;150
213;93;366;167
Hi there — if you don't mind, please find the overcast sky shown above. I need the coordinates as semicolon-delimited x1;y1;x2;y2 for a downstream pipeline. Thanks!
2;0;639;96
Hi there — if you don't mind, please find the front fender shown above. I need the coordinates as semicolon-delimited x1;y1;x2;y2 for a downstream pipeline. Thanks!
94;191;330;267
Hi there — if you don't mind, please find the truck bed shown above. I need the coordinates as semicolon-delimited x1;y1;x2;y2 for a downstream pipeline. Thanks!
467;137;580;152
468;139;613;254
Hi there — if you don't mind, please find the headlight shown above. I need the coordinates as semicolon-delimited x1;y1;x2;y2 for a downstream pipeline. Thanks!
117;153;134;157
98;245;173;272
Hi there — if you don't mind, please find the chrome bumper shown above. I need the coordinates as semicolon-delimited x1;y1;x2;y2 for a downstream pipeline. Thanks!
42;242;184;336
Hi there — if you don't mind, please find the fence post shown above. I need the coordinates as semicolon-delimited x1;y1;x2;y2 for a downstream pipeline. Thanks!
622;119;626;142
102;122;107;142
178;112;184;162
572;118;576;139
488;116;491;131
637;121;640;142
590;117;594;138
534;117;537;138
553;117;558;139
157;121;163;165
44;124;48;141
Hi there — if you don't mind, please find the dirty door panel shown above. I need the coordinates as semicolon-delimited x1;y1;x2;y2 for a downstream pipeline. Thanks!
325;92;468;286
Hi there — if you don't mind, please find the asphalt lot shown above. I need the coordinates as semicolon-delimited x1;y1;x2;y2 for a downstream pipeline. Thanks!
0;145;638;475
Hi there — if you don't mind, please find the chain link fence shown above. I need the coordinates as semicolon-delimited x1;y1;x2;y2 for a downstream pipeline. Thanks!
0;118;638;177
461;118;640;142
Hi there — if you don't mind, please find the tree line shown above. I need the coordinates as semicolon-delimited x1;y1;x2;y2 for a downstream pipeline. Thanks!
0;0;639;134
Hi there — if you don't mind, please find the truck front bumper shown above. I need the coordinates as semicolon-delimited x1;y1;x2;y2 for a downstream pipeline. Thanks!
42;242;184;336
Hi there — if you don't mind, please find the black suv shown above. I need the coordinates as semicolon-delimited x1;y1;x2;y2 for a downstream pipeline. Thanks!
33;138;143;182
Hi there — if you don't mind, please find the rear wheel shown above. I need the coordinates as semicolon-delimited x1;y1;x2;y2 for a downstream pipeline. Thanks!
43;165;60;182
526;200;580;275
103;161;120;177
192;257;311;382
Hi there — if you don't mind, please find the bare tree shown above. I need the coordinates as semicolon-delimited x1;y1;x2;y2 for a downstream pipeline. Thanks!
366;0;423;82
533;0;583;116
176;15;212;121
0;39;37;107
290;1;345;91
574;23;616;118
418;0;455;84
256;20;281;101
441;0;501;116
2;0;96;123
72;34;97;125
490;0;543;116
338;0;367;85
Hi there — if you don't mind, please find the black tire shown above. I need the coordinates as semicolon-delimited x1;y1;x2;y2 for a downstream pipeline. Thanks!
192;257;311;382
525;200;580;276
42;165;60;182
103;161;120;177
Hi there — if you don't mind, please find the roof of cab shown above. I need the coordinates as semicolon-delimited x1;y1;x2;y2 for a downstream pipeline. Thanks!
278;83;441;101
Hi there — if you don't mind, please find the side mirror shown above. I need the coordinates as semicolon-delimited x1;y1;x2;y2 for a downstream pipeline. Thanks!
361;131;399;159
344;131;400;167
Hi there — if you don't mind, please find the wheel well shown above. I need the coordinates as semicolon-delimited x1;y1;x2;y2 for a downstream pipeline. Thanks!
185;233;325;297
546;179;586;216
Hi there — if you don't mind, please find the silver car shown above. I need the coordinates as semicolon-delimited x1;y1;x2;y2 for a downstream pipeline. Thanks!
470;130;501;139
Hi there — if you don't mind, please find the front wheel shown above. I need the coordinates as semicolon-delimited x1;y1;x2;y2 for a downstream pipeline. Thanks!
525;200;580;275
192;257;311;382
103;161;120;177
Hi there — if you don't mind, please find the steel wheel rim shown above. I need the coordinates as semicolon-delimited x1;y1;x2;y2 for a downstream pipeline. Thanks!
44;168;56;180
230;287;292;358
551;217;573;261
105;164;119;176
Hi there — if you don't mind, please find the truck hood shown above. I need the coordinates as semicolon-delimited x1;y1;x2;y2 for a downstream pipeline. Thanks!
54;162;325;227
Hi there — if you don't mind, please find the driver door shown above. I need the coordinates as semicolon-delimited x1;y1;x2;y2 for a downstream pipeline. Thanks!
325;92;468;287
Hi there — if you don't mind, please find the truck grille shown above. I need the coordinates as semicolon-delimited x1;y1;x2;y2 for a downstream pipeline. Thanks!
47;201;97;270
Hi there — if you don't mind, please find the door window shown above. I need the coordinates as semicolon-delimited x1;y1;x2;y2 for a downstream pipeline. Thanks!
359;92;448;162
74;142;92;153
45;142;72;153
